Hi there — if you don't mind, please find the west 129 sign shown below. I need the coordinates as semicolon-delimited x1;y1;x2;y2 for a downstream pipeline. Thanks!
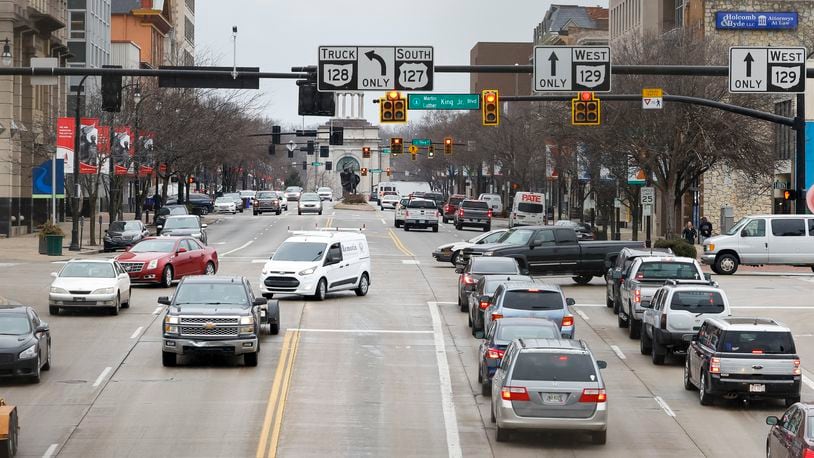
318;46;434;92
533;46;612;92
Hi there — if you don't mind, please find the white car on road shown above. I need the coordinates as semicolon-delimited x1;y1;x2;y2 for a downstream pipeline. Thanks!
317;187;334;201
380;194;400;210
48;259;131;316
214;197;237;214
432;229;508;265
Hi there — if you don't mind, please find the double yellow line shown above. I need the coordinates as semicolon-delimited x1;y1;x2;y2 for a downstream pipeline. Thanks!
387;229;415;257
256;330;301;458
324;216;333;228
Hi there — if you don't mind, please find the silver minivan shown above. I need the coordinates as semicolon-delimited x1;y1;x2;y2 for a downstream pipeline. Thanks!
701;215;814;274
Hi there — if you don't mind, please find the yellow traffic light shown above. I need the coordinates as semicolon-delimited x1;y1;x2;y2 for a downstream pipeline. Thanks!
380;92;407;124
362;146;371;158
571;92;600;126
386;167;392;177
443;137;453;155
361;167;368;176
482;90;499;126
390;137;403;154
784;189;797;200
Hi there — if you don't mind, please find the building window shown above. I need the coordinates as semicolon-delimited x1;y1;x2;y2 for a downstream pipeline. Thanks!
186;0;195;14
185;17;195;45
68;0;86;8
675;0;685;29
67;42;86;63
70;11;86;39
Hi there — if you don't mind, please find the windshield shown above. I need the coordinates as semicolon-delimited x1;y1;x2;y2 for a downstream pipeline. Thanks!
517;202;543;213
257;192;276;199
318;188;331;192
174;283;248;307
61;262;115;278
502;291;563;310
496;324;558;342
512;353;597;382
449;197;464;205
499;229;534;245
471;258;519;274
109;221;140;232
223;193;240;199
0;315;30;335
301;193;320;201
670;291;726;314
130;239;176;253
215;197;232;203
272;242;327;262
726;218;750;236
636;262;701;280
164;217;199;230
720;331;795;354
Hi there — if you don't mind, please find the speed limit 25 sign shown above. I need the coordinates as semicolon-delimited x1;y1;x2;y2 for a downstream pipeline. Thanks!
640;187;655;205
533;46;611;92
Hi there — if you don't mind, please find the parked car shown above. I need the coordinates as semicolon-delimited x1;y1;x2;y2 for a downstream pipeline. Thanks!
116;236;218;287
477;317;561;396
298;192;323;215
433;229;508;265
478;193;504;214
275;191;289;211
214;196;237;214
165;193;213;215
155;205;189;233
103;220;150;252
222;192;245;212
469;274;534;335
684;317;800;407
766;403;814;456
442;194;466;224
641;280;731;365
617;255;705;338
403;198;439;232
253;190;282;215
555;220;595;240
605;247;672;313
48;259;131;315
456;256;524;312
702;214;814;275
491;339;608;444
454;199;492;232
380;194;400;210
285;186;303;202
481;281;576;339
159;215;208;245
0;306;51;383
317;187;334;201
159;275;279;367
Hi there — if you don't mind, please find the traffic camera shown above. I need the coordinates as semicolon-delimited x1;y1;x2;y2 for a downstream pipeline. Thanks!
481;90;499;126
572;92;600;126
380;91;407;124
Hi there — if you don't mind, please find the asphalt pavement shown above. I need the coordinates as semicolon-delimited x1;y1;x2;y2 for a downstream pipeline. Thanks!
1;202;813;457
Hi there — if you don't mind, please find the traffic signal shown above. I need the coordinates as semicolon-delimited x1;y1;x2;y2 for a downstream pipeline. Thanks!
329;126;344;145
271;125;281;145
481;89;499;126
386;167;392;177
362;146;371;159
302;161;307;170
444;137;453;155
306;140;315;154
361;167;368;176
380;91;407;124
428;145;434;158
410;152;417;161
572;92;600;126
390;137;403;154
268;144;276;155
101;65;123;112
784;189;798;201
325;161;333;171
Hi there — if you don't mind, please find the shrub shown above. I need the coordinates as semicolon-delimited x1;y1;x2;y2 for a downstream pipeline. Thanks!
342;194;367;205
653;238;697;259
38;220;64;239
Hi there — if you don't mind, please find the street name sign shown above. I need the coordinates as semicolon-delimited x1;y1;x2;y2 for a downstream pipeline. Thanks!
533;46;611;92
381;148;391;154
311;162;323;166
729;47;806;93
318;46;434;91
370;168;383;173
411;138;432;147
642;88;663;110
408;94;480;110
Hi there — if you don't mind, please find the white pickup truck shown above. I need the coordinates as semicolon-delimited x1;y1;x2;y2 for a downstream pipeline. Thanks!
403;199;439;232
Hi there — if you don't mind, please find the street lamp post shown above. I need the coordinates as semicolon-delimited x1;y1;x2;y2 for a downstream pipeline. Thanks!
69;75;90;251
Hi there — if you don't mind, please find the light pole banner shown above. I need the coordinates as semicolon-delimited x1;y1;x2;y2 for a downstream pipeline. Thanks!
78;117;100;174
56;117;74;174
112;126;133;175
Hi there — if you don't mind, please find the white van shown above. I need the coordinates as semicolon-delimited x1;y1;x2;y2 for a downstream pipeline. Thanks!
478;193;504;214
259;230;371;301
701;214;814;275
508;192;545;227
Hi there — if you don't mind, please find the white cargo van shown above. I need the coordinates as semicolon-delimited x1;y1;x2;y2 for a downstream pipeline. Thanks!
259;230;371;301
508;192;545;227
701;214;814;274
478;193;504;214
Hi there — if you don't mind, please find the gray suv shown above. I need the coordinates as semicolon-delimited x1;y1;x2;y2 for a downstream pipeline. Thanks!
490;338;608;444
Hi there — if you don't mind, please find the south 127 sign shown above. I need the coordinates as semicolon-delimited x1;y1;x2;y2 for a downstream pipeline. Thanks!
318;46;434;91
533;46;611;92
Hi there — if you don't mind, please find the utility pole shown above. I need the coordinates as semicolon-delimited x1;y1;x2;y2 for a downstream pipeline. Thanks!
69;75;89;251
795;93;806;214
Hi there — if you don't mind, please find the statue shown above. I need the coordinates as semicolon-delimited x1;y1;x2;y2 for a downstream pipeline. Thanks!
340;166;360;195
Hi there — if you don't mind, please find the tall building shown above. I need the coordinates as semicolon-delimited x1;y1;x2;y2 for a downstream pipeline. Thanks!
469;42;533;96
66;0;112;103
535;4;609;45
111;0;173;68
609;0;683;40
0;0;69;237
168;0;194;65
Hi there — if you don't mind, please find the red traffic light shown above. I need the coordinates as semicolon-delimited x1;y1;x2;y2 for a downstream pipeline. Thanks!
444;138;452;146
580;92;593;102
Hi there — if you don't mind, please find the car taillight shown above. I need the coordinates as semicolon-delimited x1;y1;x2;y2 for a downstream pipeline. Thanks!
561;316;574;327
660;314;667;330
479;300;490;310
804;448;814;458
633;289;641;303
794;359;802;375
710;357;721;374
487;209;493;217
500;386;530;401
487;348;505;359
491;313;503;320
444;205;451;213
579;388;607;403
458;209;464;217
462;274;475;285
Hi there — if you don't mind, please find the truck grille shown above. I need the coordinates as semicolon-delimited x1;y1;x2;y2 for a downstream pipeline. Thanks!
69;290;92;295
180;326;238;337
265;276;300;288
120;262;144;272
178;315;239;337
180;317;239;325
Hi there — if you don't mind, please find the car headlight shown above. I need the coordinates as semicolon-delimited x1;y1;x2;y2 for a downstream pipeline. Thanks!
240;316;254;325
92;287;115;295
239;316;255;334
148;259;159;269
18;345;37;360
165;315;180;324
164;315;179;334
50;286;68;294
482;252;494;256
298;266;317;276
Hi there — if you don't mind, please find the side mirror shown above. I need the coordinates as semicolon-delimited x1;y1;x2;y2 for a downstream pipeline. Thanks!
125;245;132;251
253;297;267;306
177;247;188;253
474;331;485;339
50;272;58;278
520;268;530;276
157;296;171;306
531;239;543;248
766;416;780;426
454;267;464;274
35;324;49;333
201;224;208;229
566;298;575;306
596;360;608;370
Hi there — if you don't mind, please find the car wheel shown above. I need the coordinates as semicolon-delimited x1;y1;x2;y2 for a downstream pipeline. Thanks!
684;357;696;391
355;273;370;297
617;311;628;328
319;211;322;215
628;317;641;339
432;225;439;233
640;326;652;354
200;207;209;215
110;293;120;316
606;295;613;308
483;226;490;232
495;426;509;442
478;366;483;383
270;323;280;335
459;296;468;313
30;354;41;384
298;210;302;215
490;401;496;423
442;217;448;224
591;431;607;445
49;306;59;316
6;404;17;456
161;265;174;288
276;210;282;215
651;340;666;365
122;288;131;308
42;342;52;371
395;220;401;228
313;278;327;301
468;314;473;328
253;211;258;216
785;396;801;408
162;351;177;367
572;275;592;285
205;261;216;275
244;352;259;367
699;370;714;406
451;251;461;266
404;225;410;231
715;253;739;275
455;223;462;230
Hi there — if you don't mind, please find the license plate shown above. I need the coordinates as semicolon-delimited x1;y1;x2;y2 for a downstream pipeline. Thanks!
542;393;567;404
749;384;766;393
260;310;266;318
73;297;85;302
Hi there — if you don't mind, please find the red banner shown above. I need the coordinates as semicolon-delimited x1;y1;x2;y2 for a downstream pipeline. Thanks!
112;126;133;175
56;118;74;174
97;126;111;154
138;165;153;177
114;165;128;176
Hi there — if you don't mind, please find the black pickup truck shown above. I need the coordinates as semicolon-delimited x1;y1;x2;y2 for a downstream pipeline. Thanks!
460;226;644;284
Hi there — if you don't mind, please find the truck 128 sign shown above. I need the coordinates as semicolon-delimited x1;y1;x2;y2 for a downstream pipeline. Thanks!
318;46;434;92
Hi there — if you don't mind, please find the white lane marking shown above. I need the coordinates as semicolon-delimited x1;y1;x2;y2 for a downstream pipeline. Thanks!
794;334;814;338
43;443;59;458
221;240;253;256
654;396;676;417
381;218;386;225
610;345;626;360
435;301;457;305
573;303;606;308
214;242;226;245
402;260;421;265
575;309;590;321
332;212;336;216
427;302;462;458
251;259;269;264
51;261;68;264
130;326;144;339
289;328;433;334
803;375;814;391
152;306;162;315
92;366;113;387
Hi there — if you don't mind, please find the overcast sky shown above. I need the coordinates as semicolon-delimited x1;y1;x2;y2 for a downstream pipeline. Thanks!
196;0;608;126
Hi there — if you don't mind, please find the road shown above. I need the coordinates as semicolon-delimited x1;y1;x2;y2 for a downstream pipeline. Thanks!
1;202;813;457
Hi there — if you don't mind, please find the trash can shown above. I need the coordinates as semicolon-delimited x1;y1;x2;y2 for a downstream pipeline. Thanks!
38;236;47;255
45;235;63;256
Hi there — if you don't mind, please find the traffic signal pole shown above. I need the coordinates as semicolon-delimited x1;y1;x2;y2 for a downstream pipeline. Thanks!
795;93;807;214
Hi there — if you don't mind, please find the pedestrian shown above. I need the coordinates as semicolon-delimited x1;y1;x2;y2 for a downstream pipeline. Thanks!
682;220;698;245
699;216;713;242
153;192;163;209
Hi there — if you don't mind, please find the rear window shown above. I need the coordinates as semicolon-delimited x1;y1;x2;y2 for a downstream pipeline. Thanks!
512;352;597;382
497;325;559;341
471;258;519;274
408;200;437;209
449;197;464;205
636;262;701;280
670;291;725;313
502;291;563;310
462;200;489;209
517;202;543;213
719;331;795;354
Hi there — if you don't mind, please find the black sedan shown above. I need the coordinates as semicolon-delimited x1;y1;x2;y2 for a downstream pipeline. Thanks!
103;220;150;252
0;306;51;383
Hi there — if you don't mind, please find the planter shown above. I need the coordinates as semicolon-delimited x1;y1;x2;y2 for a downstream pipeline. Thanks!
38;236;47;255
45;235;63;256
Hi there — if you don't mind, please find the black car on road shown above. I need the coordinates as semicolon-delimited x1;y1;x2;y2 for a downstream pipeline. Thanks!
103;220;150;252
456;257;524;312
165;193;213;215
155;205;189;233
0;306;51;383
454;199;492;231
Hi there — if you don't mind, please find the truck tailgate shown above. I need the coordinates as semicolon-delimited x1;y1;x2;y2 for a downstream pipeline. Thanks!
719;355;798;376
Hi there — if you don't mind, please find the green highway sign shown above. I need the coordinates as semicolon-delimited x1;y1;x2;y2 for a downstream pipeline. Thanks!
411;138;432;147
311;162;322;166
370;168;383;173
408;94;480;110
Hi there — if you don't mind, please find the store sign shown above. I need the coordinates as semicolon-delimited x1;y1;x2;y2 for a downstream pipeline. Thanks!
715;12;798;30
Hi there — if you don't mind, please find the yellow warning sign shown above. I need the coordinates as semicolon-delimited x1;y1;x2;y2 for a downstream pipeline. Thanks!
642;88;663;98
